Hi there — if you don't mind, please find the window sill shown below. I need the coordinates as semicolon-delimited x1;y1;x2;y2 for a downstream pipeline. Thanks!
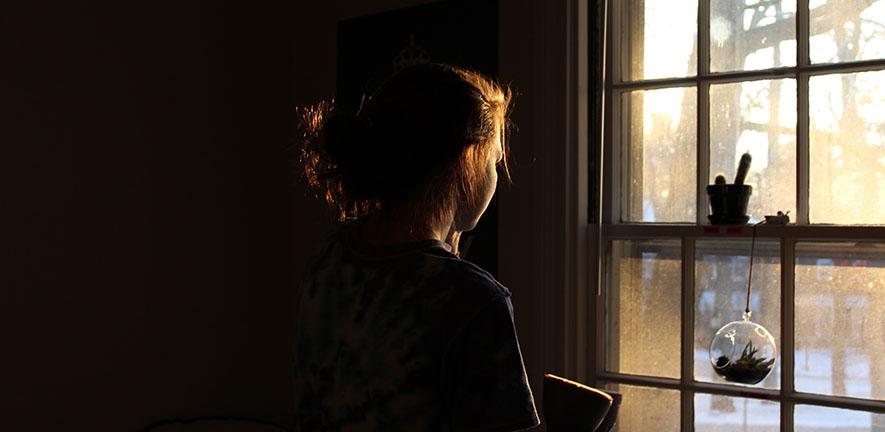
602;224;885;240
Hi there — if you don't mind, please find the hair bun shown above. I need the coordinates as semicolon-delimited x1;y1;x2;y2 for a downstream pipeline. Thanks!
322;111;370;161
321;110;381;200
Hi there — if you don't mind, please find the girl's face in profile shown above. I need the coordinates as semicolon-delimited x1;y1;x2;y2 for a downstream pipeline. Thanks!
454;124;503;232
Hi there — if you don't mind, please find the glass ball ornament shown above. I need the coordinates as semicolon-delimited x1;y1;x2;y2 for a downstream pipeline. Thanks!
709;311;776;385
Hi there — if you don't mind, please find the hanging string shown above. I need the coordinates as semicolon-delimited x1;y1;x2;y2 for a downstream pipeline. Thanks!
745;220;766;314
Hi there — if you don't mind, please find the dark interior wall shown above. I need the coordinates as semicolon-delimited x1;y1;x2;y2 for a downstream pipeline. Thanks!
496;0;575;403
2;0;566;429
3;5;298;430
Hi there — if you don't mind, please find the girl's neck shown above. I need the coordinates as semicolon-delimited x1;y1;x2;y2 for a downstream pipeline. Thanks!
359;209;452;246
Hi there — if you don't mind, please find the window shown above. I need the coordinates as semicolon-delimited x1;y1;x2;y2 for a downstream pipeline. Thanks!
598;1;885;431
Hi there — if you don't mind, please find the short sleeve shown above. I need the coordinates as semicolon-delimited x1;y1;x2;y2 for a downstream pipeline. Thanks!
442;294;540;432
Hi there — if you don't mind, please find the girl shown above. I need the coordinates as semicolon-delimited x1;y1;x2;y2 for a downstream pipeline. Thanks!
294;63;538;431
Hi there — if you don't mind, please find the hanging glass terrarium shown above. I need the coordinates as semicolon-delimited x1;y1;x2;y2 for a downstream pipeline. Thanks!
708;224;777;385
710;311;776;385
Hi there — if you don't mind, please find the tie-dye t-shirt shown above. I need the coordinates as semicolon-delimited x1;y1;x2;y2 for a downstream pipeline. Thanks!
293;220;539;431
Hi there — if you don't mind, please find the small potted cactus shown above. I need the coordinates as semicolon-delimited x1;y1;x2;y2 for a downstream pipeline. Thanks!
707;152;753;224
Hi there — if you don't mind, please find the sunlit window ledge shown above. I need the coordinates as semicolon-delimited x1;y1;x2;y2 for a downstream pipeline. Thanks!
603;223;885;240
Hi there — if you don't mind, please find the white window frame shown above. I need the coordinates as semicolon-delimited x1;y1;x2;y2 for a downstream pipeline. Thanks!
593;1;885;430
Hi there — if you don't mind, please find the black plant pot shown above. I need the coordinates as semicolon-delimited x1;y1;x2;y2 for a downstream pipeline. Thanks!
707;184;752;225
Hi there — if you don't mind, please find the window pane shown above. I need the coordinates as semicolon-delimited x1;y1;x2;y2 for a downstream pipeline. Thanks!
622;87;697;222
710;79;797;222
795;242;885;401
695;240;781;389
605;384;681;432
695;393;780;431
710;0;797;72
809;71;885;224
606;240;681;378
810;0;885;64
795;404;885;431
625;0;697;80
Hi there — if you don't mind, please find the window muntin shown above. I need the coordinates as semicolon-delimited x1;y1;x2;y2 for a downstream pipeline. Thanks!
613;2;885;226
601;0;885;430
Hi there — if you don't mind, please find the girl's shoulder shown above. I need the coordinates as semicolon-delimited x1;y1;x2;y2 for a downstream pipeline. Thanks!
306;219;511;303
428;253;512;300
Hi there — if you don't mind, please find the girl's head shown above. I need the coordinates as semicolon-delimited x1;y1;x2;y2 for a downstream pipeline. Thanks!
299;63;512;233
